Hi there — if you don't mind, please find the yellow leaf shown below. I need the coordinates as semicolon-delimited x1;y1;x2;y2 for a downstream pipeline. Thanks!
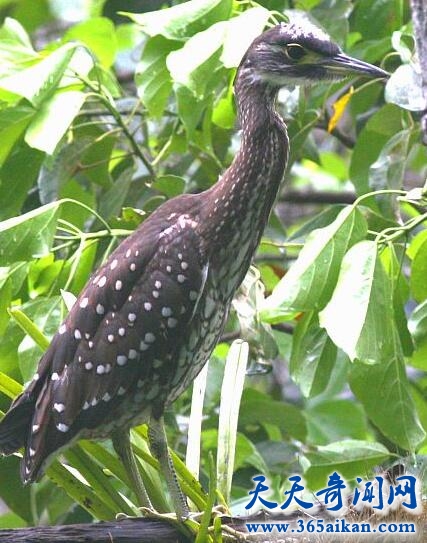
328;87;354;133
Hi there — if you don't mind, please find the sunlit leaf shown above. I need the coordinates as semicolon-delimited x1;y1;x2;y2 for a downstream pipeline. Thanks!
0;107;35;166
123;0;232;40
64;17;117;68
167;22;226;97
410;236;427;302
221;7;270;68
0;43;78;107
319;240;396;364
25;89;86;154
0;201;60;265
262;206;367;319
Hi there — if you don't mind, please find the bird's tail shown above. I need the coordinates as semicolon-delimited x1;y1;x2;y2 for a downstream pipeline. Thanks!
0;392;34;455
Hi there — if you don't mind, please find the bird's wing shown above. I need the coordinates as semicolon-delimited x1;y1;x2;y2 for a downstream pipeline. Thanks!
18;204;209;481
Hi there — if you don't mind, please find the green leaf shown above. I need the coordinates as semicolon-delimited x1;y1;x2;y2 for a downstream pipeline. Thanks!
239;389;306;442
0;17;34;51
203;429;268;474
262;206;367;319
290;312;337;398
0;511;27;529
0;107;35;166
153;175;186;198
0;43;78;107
98;167;134;220
212;89;235;129
46;460;116;520
368;129;411;217
350;338;426;451
0;456;31;523
303;440;391;490
166;22;226;98
350;104;403;197
410;235;427;302
0;278;12;335
306;400;368;446
136;36;180;117
124;0;233;40
0;201;60;266
353;0;403;39
25;90;86;154
380;245;413;356
79;132;117;189
64;17;117;68
319;240;396;364
0;18;38;82
174;84;206;140
408;300;427;348
0;144;44;220
0;370;23;398
286;205;345;242
64;446;135;515
408;300;427;369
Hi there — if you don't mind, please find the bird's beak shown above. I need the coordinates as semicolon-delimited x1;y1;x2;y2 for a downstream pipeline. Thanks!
322;53;389;79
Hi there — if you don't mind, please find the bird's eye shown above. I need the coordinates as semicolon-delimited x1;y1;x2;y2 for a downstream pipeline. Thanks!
284;43;306;61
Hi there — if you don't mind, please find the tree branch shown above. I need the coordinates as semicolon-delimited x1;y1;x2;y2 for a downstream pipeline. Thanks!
279;189;356;205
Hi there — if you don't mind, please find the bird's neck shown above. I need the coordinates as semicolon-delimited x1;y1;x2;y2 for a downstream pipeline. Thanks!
207;74;288;228
199;75;289;289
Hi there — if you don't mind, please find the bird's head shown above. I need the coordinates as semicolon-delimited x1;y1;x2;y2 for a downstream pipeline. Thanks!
239;21;388;88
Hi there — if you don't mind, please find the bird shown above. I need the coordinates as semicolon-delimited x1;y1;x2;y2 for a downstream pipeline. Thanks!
0;19;388;519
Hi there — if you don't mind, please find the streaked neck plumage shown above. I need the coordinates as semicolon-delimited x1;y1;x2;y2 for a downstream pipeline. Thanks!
199;65;289;293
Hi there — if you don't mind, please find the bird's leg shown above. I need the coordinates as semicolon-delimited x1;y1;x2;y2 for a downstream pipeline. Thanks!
148;416;189;520
112;429;153;510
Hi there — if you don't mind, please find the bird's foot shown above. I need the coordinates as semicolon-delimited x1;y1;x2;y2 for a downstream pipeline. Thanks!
188;503;229;522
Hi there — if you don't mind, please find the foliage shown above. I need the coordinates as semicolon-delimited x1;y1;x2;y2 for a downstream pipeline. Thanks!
0;0;425;531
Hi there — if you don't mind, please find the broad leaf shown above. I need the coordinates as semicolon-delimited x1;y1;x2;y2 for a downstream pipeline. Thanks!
303;440;390;490
350;104;403;196
0;43;78;107
319;240;396;364
167;22;226;97
262;206;367;319
124;0;232;40
136;36;180;117
306;400;368;445
64;17;117;68
0;201;60;265
0;107;35;166
368;129;411;218
408;300;427;370
350;341;426;451
290;312;337;398
239;389;306;442
410;235;427;302
25;89;86;154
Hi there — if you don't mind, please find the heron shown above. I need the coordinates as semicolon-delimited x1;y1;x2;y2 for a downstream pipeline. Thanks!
0;19;388;519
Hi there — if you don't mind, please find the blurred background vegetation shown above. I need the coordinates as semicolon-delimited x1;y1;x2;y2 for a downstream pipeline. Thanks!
0;0;425;530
